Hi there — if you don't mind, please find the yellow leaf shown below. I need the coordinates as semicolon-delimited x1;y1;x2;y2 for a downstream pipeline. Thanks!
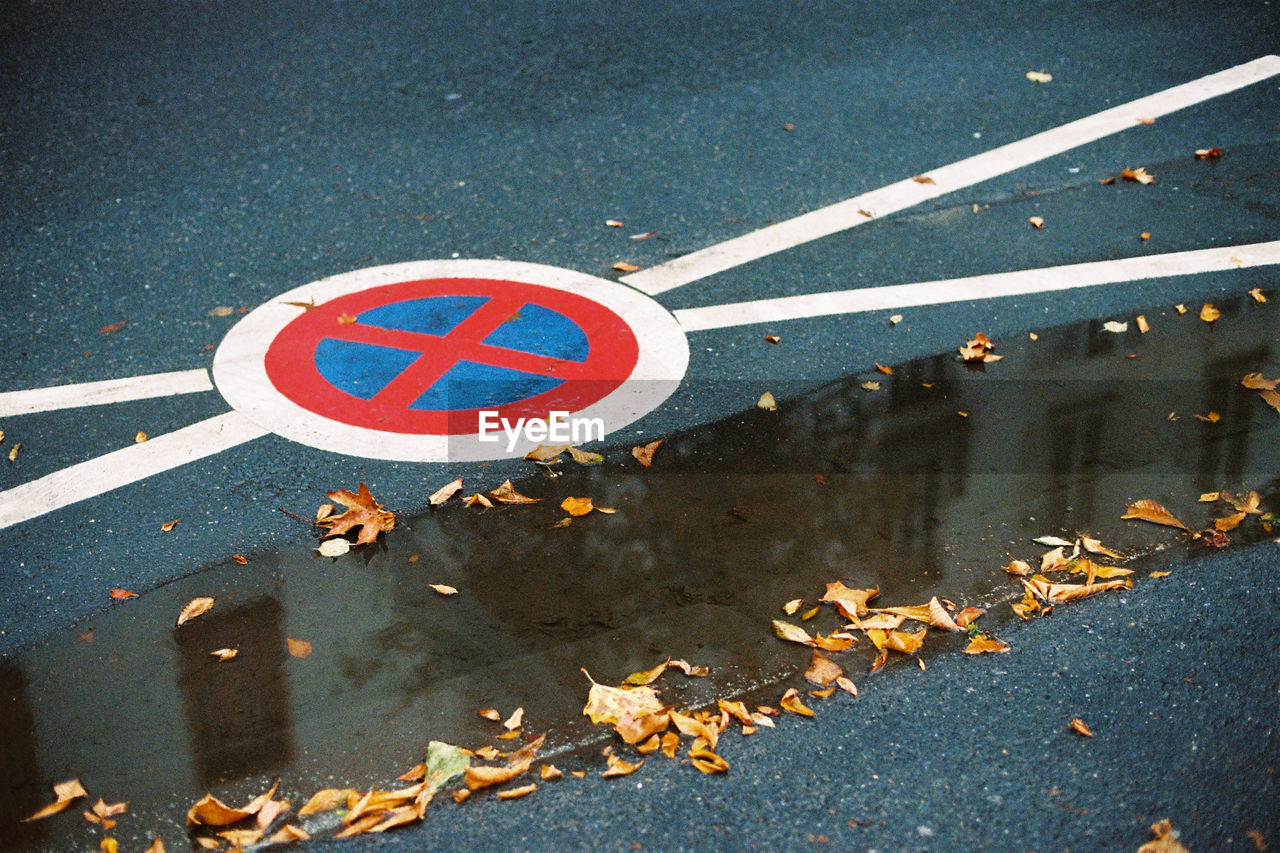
964;633;1010;654
524;445;568;461
624;659;670;685
602;755;643;778
23;778;88;821
1068;717;1094;737
496;783;537;800
488;480;540;504
812;632;856;652
101;838;119;853
689;747;730;774
1248;287;1266;303
540;764;563;780
135;431;148;443
856;613;906;631
210;648;237;662
176;597;214;626
1136;314;1150;333
1199;303;1221;323
718;699;754;726
612;261;640;272
428;477;463;505
1241;373;1279;390
560;496;595;516
1028;216;1045;229
780;687;815;717
635;735;661;755
298;789;360;816
286;638;312;658
670;710;719;751
160;519;180;532
631;439;663;467
835;676;859;697
462;493;494;508
1025;70;1053;82
1023;576;1132;603
782;599;802;615
772;620;814;646
1003;559;1032;576
503;707;524;730
1150;570;1172;578
315;538;350;557
1138;820;1191;853
1121;166;1155;184
1122;499;1188;531
955;607;985;627
567;446;604;465
1079;535;1124;559
581;669;665;725
186;794;253;826
757;391;778;411
429;584;459;596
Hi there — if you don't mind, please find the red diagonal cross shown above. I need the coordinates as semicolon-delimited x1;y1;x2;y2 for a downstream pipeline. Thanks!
324;296;594;411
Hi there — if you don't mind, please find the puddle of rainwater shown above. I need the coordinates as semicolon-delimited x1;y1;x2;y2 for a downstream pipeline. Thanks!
1;290;1277;850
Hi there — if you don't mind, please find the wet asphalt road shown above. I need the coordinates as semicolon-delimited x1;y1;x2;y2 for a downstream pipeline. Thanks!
2;0;1279;849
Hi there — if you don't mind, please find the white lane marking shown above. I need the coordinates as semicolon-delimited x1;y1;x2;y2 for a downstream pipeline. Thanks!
0;411;268;530
674;241;1280;331
622;55;1280;296
0;369;213;417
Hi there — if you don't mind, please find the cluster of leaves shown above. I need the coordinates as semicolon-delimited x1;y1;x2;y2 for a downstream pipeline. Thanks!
1002;533;1134;619
23;778;162;852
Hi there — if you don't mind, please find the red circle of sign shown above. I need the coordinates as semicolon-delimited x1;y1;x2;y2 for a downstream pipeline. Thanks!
263;278;640;435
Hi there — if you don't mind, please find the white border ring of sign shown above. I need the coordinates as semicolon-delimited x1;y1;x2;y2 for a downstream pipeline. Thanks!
212;259;690;462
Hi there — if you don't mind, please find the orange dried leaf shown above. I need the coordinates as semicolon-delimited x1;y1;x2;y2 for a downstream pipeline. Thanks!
912;175;936;184
689;748;730;774
462;493;494;508
560;496;595;516
955;607;985;627
1261;389;1280;414
602;755;643;778
298;789;359;816
581;669;665;725
321;483;396;544
1138;819;1190;853
631;439;663;467
453;789;473;802
109;588;138;600
964;633;1010;654
812;632;856;652
503;707;524;731
612;261;640;272
1024;576;1132;603
1028;216;1045;229
820;581;879;620
144;840;168;853
566;446;605;465
804;649;843;686
670;710;719;751
488;480;539;504
524;445;568;462
780;687;815;717
669;659;709;677
24;778;88;822
757;391;778;411
1136;314;1150;332
1200;303;1221;323
1003;559;1032;577
267;825;310;844
635;735;662;755
875;363;893;375
1215;512;1247;532
856;612;906;631
1069;717;1094;737
428;477;463;505
1121;166;1155;184
1122;499;1188;531
1194;147;1223;159
286;638;312;659
772;619;814;646
231;554;248;564
186;794;252;826
160;519;180;532
397;763;426;783
176;596;214;626
835;676;858;697
1242;373;1279;390
496;783;537;800
1079;535;1124;559
478;708;501;721
718;700;753;726
1248;287;1267;303
466;764;527;791
660;732;681;759
540;764;563;780
782;598;802;615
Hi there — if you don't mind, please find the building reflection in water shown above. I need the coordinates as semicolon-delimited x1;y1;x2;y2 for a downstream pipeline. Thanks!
0;665;45;849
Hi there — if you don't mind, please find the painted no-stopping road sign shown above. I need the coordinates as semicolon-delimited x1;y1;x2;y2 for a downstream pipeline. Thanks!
213;260;690;462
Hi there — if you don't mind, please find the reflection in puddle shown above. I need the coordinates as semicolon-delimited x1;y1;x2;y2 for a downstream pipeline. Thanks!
1;292;1276;848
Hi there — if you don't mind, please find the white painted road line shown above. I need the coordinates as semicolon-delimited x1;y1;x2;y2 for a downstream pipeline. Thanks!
0;411;268;530
0;368;213;417
674;241;1280;331
622;55;1280;297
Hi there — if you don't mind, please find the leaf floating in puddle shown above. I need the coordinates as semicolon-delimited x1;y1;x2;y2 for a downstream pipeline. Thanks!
772;619;814;646
581;669;665;725
186;794;253;827
1242;373;1279;391
286;638;312;659
315;538;350;557
780;688;815;717
24;778;88;821
1121;499;1189;531
669;658;709;677
489;480;540;504
176;597;214;626
804;650;843;686
782;598;802;615
429;584;459;596
1003;559;1032;577
320;483;396;544
561;496;596;516
631;439;663;467
1261;389;1280;415
624;659;670;685
958;332;1002;363
210;648;237;662
820;581;879;620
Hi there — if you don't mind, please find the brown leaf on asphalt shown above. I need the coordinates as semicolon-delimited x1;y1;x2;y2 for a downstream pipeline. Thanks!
602;755;643;778
1122;499;1189;531
612;261;640;272
614;708;670;744
861;380;881;391
24;778;88;821
963;634;1010;654
1136;314;1150;332
1248;288;1267;303
1215;512;1247;532
194;838;219;850
812;632;856;652
632;439;663;467
772;619;814;646
101;838;119;853
661;732;681;759
176;597;214;626
567;446;604;465
690;746;730;774
820;581;880;620
780;687;815;717
670;710;719;751
757;391;778;411
91;798;129;819
479;708;501;721
186;794;253;826
495;783;537;800
1200;303;1221;323
1193;411;1221;423
955;607;985;627
958;332;1002;363
428;477;463;505
1079;534;1124;559
160;519;180;532
581;669;665;725
109;588;138;600
465;762;529;791
1029;216;1045;229
397;763;425;783
1261;389;1280;414
428;583;459;597
540;764;563;781
1194;147;1223;159
1121;167;1155;184
320;483;396;544
462;493;494;508
1003;559;1032;577
7;442;19;463
1068;717;1094;737
489;480;540;504
875;362;893;374
636;735;662;754
912;175;937;184
298;789;359;816
286;638;312;659
669;659;710;677
1070;559;1134;584
804;650;843;686
1023;576;1132;603
1223;490;1262;515
524;445;568;462
1138;819;1191;853
99;320;128;335
267;825;310;844
1242;373;1279;391
625;659;670;685
718;699;754;727
835;676;859;697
